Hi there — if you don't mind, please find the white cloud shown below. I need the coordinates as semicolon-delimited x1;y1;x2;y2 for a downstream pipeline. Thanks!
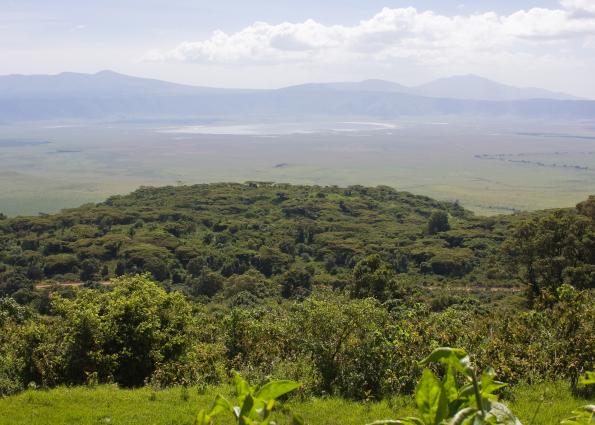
143;4;595;67
560;0;595;17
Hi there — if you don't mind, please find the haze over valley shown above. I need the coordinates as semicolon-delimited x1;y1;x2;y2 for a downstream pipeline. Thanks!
1;71;594;216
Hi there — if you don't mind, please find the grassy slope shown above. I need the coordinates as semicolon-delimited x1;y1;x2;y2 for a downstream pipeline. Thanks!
0;382;589;425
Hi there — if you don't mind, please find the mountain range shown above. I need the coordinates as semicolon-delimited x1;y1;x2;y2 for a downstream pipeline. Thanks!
285;74;580;101
0;71;592;122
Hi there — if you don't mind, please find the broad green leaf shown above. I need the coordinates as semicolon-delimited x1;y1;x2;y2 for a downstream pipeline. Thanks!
234;372;252;399
240;416;259;425
420;347;470;375
480;369;507;399
209;394;233;417
480;368;495;386
262;399;275;417
458;383;475;399
255;380;300;401
443;366;459;404
415;369;449;425
482;382;507;400
194;410;212;425
240;393;255;421
420;347;468;365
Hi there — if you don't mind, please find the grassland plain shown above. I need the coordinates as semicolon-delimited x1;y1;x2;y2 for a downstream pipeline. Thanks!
0;382;587;425
1;119;594;216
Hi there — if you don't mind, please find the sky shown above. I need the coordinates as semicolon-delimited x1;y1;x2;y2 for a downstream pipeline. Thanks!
2;0;595;97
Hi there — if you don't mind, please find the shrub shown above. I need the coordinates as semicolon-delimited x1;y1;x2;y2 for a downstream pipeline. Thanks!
428;211;450;235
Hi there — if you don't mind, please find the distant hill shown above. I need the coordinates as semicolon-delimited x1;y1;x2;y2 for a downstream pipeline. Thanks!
287;75;581;101
0;70;250;97
0;71;592;122
410;74;581;101
283;79;411;93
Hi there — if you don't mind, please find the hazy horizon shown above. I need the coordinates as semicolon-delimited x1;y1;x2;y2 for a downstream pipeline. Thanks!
0;69;587;98
2;0;595;98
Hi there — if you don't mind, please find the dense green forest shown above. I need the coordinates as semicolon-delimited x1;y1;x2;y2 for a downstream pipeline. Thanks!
0;183;523;303
0;183;593;423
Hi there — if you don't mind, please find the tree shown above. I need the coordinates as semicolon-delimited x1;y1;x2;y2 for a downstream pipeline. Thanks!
43;254;78;276
503;204;594;305
114;261;126;276
427;210;450;234
576;195;595;220
351;254;397;301
187;256;206;277
80;258;101;282
280;266;312;298
191;270;223;297
51;274;194;387
0;271;32;297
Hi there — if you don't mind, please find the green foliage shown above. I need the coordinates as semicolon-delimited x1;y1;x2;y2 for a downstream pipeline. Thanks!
369;347;520;425
476;285;594;388
503;201;594;305
0;183;499;304
0;298;31;395
280;266;312;299
1;275;593;399
194;373;301;425
0;183;593;410
23;274;198;388
43;254;78;276
428;211;450;235
351;254;399;301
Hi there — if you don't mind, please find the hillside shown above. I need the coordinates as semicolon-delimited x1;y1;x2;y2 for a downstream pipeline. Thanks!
0;183;593;411
0;183;517;306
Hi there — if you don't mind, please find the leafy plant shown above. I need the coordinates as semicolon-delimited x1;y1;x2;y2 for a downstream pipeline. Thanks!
194;372;302;425
368;347;521;425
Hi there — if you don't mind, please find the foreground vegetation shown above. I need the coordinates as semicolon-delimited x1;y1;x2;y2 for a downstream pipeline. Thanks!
1;273;593;399
0;381;588;425
0;183;593;423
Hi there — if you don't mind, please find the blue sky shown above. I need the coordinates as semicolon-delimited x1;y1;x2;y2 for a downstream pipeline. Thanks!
2;0;595;96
